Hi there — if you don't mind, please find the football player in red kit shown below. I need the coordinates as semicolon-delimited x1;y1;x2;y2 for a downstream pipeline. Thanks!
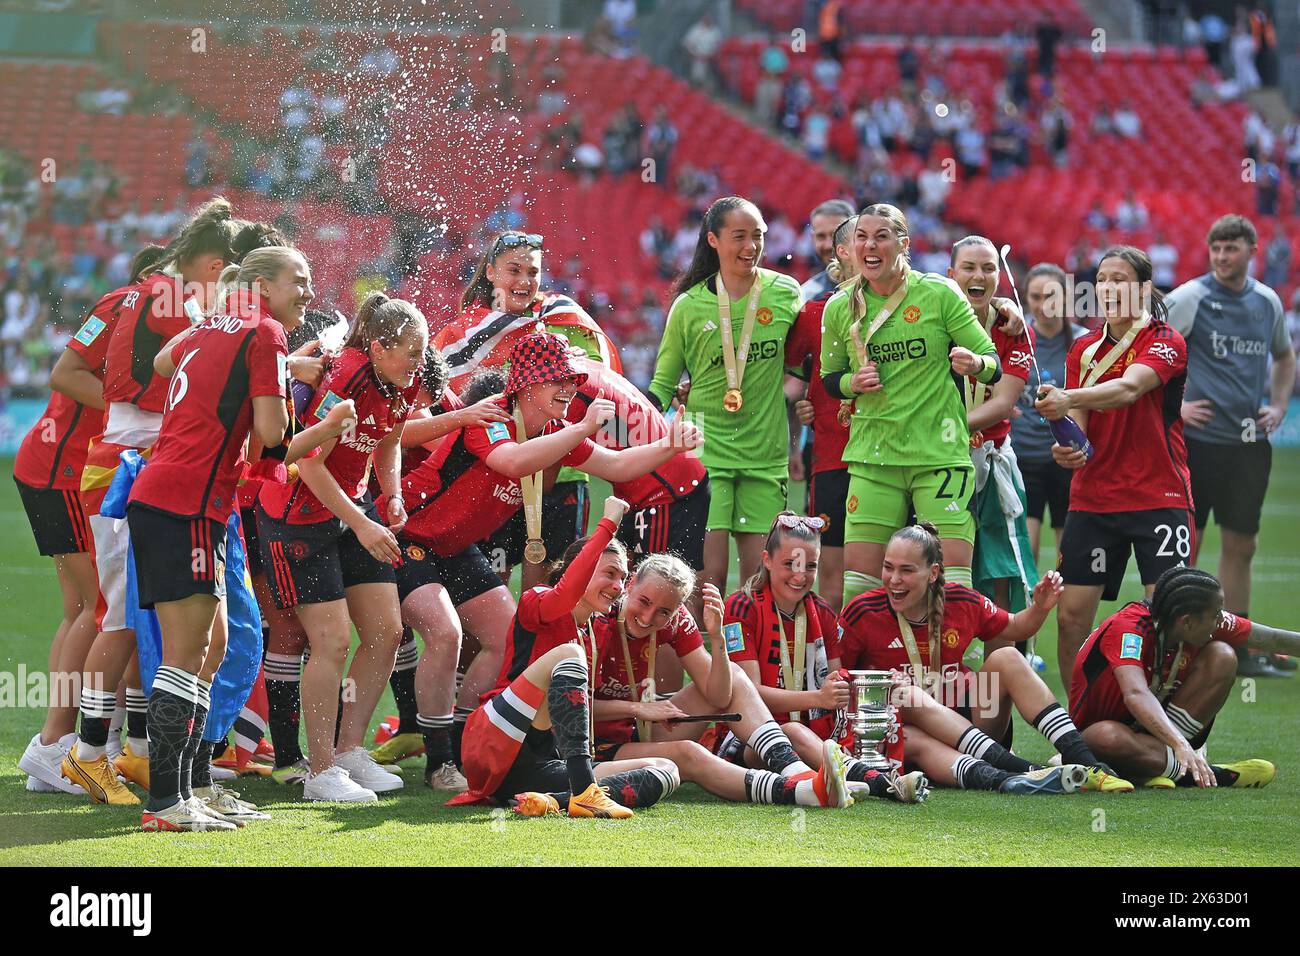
62;199;255;804
16;245;164;795
126;246;305;830
1036;246;1194;693
386;333;700;792
1071;566;1296;789
451;497;680;818
257;292;426;802
839;522;1132;792
591;553;907;806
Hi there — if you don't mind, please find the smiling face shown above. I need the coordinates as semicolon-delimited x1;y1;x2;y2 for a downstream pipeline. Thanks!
622;572;686;639
1209;237;1254;288
949;242;1000;311
854;214;909;287
763;533;820;608
707;205;766;278
487;247;542;314
371;319;428;389
882;537;939;617
583;552;630;615
1096;255;1145;323
257;252;314;329
518;373;581;425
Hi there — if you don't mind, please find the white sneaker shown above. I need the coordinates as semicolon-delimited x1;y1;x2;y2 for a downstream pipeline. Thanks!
1046;753;1063;767
209;763;238;781
19;734;85;794
335;747;404;792
27;775;58;792
425;761;468;792
303;765;378;803
195;784;271;823
142;798;237;832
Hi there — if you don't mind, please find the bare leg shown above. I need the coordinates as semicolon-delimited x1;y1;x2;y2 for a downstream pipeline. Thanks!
337;582;403;753
1217;528;1257;615
403;583;462;719
609;740;751;801
654;644;685;694
293;599;352;775
971;645;1061;741
941;538;972;572
1027;516;1043;567
819;545;845;613
735;532;764;587
454;586;515;710
844;540;886;581
1056;583;1103;695
702;529;729;597
42;553;99;743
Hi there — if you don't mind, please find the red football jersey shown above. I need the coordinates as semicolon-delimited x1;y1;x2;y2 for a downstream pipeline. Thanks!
564;358;707;510
785;296;849;475
65;284;140;374
101;274;197;413
1069;601;1251;728
14;391;102;491
485;588;609;704
838;585;1009;707
258;347;419;525
130;299;288;522
396;397;595;557
967;321;1034;446
724;587;841;724
592;607;704;745
1065;321;1191;514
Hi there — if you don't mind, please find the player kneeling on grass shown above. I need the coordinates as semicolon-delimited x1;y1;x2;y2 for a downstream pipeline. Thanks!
1070;565;1295;789
450;497;680;819
839;522;1132;793
591;554;903;807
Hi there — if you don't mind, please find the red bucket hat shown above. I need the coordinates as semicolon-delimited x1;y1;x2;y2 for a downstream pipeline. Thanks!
504;331;588;396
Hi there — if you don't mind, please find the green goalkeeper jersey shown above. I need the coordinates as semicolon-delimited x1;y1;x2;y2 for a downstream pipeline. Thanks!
649;268;801;472
820;270;996;468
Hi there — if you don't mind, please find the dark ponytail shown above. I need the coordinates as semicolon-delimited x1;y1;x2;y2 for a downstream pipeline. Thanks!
889;522;945;634
670;196;760;300
128;244;166;283
153;196;241;274
231;222;291;262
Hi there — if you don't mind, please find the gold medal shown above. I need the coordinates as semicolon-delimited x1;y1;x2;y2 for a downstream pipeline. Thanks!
717;273;763;413
723;387;744;413
524;538;547;564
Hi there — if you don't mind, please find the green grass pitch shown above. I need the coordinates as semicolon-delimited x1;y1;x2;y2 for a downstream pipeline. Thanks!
2;454;1298;866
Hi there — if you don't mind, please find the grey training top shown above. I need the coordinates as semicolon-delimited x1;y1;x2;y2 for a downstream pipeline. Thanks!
1010;321;1089;462
799;269;835;305
1165;273;1290;445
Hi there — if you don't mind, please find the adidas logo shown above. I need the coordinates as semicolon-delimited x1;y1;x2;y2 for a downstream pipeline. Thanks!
945;502;961;512
887;638;903;649
703;321;717;332
362;414;376;425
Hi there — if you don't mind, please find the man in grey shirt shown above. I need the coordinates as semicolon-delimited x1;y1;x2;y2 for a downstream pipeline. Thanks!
798;198;855;304
1165;214;1297;677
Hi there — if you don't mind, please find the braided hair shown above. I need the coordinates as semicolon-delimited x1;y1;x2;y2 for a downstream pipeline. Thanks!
889;522;945;634
1148;566;1222;639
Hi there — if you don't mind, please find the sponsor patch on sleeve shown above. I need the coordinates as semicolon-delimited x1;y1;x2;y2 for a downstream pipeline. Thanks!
723;622;745;654
485;421;511;444
314;389;344;420
1120;632;1143;661
73;316;106;347
276;351;288;388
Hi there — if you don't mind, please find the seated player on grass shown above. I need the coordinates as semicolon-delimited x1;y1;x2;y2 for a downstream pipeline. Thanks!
723;512;1083;795
839;522;1134;793
591;553;920;806
451;497;681;819
1070;565;1295;789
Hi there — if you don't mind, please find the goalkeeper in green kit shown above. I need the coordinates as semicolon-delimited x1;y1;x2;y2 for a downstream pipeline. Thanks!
649;196;803;597
820;204;1008;605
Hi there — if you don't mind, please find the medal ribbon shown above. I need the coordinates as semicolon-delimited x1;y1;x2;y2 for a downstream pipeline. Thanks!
717;272;764;398
896;612;941;688
511;405;545;552
618;606;657;743
1150;642;1188;701
776;600;808;722
1079;312;1150;389
963;304;998;412
839;269;911;422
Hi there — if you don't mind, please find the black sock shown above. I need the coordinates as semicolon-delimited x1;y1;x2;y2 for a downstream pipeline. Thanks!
334;682;345;749
744;769;798;804
179;688;209;802
848;765;894;798
417;713;453;774
957;726;1036;772
77;687;116;752
597;766;677;809
391;628;420;734
451;706;473;768
951;753;1014;791
146;667;198;812
1031;703;1099;767
124;687;148;749
746;720;811;774
548;657;595;793
1175;764;1242;788
264;654;303;768
211;740;228;761
192;741;215;789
